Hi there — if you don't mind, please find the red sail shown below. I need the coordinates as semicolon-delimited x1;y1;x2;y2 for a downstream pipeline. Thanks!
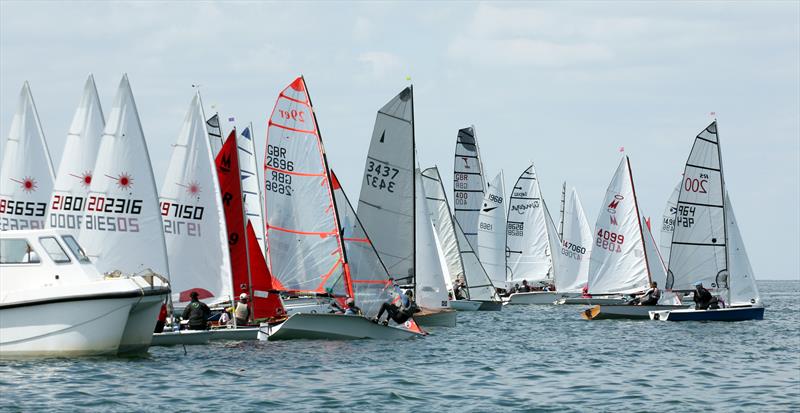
215;131;250;300
247;220;286;320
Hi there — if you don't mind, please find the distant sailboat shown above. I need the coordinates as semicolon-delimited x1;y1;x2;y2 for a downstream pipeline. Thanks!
653;121;763;321
421;167;501;311
659;182;680;263
476;171;507;290
46;75;105;235
237;124;266;254
0;82;55;232
453;126;486;251
357;86;456;327
206;113;224;156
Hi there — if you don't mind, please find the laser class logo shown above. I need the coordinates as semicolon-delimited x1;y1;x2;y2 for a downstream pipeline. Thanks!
10;176;38;193
70;171;93;187
106;172;133;190
607;194;624;226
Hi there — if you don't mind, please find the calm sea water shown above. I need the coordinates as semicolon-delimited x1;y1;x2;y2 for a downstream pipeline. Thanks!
1;280;798;412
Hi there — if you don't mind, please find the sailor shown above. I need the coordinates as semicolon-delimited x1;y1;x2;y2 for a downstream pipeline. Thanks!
182;291;211;330
343;297;362;315
374;288;418;325
154;303;168;333
519;280;531;293
234;293;251;325
453;278;467;300
693;281;718;310
628;281;661;305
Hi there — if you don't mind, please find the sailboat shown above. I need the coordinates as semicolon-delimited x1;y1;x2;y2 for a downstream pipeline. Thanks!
356;86;457;328
507;185;591;304
46;75;105;235
237;124;266;254
578;156;685;318
651;121;764;321
0;82;55;232
659;182;680;263
206;113;224;156
476;171;507;293
453;126;486;251
421;167;502;311
260;77;423;340
77;74;171;353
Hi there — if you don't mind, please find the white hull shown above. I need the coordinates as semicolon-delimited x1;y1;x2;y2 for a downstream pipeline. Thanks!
118;285;169;354
556;296;627;306
506;291;579;305
415;308;457;327
151;326;260;346
449;300;482;311
260;313;422;341
581;304;688;320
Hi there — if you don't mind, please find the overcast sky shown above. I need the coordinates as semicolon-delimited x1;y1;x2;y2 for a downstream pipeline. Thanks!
1;1;798;280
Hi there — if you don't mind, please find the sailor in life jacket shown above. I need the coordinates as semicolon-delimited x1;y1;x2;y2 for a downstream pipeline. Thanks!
234;293;251;325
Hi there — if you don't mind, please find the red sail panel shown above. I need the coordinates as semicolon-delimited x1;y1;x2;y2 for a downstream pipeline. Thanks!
247;220;286;320
215;131;250;299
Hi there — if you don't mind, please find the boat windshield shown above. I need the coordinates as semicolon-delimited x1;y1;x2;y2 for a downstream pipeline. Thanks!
61;235;90;263
39;237;71;264
0;238;41;264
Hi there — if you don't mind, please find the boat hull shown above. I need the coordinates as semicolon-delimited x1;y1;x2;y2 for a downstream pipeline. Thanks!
415;308;457;327
477;300;503;311
118;285;171;355
449;300;482;311
262;313;422;341
0;296;135;357
506;292;578;305
581;304;687;320
557;296;627;306
151;327;260;346
650;306;765;322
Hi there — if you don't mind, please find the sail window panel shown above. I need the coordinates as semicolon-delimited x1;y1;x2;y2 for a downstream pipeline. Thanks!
266;229;343;293
38;236;70;263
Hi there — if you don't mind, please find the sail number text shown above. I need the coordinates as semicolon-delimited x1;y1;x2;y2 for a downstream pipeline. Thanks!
365;160;398;193
596;229;624;252
684;177;708;194
675;205;696;228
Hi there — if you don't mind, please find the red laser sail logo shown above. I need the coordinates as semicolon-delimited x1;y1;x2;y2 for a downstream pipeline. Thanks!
11;176;38;193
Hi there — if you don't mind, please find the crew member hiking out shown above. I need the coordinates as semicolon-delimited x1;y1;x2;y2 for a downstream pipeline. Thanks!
374;288;419;325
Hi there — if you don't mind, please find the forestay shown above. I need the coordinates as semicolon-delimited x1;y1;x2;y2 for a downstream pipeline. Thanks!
356;87;415;285
264;77;346;295
0;82;55;232
659;182;680;264
206;114;224;156
453;126;486;251
555;188;592;293
47;75;105;236
477;172;507;288
587;157;650;295
331;171;393;318
506;164;553;284
238;124;266;254
160;93;231;305
414;169;450;310
667;122;727;291
79;75;168;279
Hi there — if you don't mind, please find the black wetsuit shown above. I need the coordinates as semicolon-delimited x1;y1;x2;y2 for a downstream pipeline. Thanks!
182;299;211;330
694;287;714;310
377;300;417;324
640;288;661;306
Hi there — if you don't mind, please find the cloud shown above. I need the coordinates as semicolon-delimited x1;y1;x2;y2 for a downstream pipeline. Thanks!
357;51;404;79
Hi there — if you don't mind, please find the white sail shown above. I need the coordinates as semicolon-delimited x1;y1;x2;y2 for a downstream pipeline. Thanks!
453;218;499;301
477;172;507;288
0;82;55;232
78;75;168;279
160;93;231;306
659;182;680;264
506;164;553;284
206;113;224;156
356;87;415;285
587;157;650;295
331;172;393;318
642;216;668;288
667;122;727;291
555;188;592;292
414;169;449;309
237;124;266;254
46;75;105;235
725;193;760;306
421;167;463;287
542;200;561;286
264;77;346;295
453;126;486;250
